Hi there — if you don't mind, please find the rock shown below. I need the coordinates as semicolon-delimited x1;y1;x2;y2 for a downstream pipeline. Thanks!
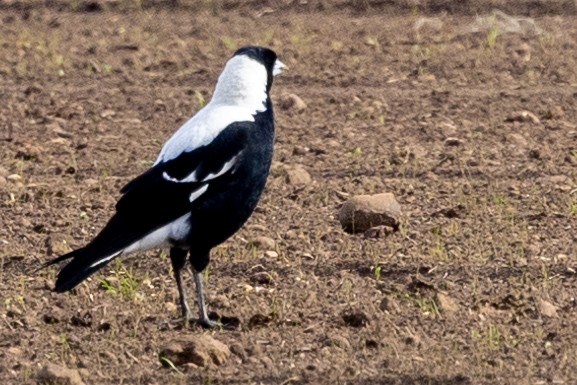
279;93;307;112
37;363;86;385
0;166;8;177
512;42;531;62
0;175;6;186
505;110;540;124
538;299;558;318
435;292;459;315
7;346;23;357
323;334;351;350
159;335;231;368
379;296;400;313
48;123;73;139
293;145;309;155
284;164;312;186
249;236;276;250
7;174;22;181
444;137;463;146
264;250;279;258
339;193;401;233
548;105;565;119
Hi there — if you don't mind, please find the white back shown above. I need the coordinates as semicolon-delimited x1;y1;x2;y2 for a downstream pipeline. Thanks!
155;55;269;164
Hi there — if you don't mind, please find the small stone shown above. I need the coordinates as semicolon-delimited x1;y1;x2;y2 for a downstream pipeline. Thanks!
505;110;540;124
7;346;23;356
444;137;463;146
264;250;278;258
164;302;178;313
100;109;116;118
548;105;565;119
323;334;351;350
249;236;276;250
229;343;246;359
379;296;400;313
538;299;558;318
279;94;307;112
284;164;312;186
339;193;401;233
513;42;531;62
7;174;22;181
48;123;73;138
159;335;231;368
435;292;459;315
37;363;86;385
0;167;8;177
0;175;7;186
293;145;309;155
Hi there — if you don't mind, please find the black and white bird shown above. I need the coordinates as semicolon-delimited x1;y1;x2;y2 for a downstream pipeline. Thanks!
40;46;285;328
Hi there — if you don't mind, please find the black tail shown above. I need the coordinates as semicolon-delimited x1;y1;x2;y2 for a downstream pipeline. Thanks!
53;247;120;292
37;214;150;292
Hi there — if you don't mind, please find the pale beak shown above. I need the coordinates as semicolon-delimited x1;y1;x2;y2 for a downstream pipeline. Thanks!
273;59;286;76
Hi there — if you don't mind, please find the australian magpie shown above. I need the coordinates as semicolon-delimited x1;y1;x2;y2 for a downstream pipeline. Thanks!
40;46;285;328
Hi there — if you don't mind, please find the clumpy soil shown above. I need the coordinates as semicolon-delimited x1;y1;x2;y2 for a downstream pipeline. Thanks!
1;1;577;384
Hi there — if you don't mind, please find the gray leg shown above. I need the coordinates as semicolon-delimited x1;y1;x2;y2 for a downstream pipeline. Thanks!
193;270;222;328
170;248;192;321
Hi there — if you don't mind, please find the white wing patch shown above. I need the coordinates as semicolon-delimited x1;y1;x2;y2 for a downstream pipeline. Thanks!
189;184;209;203
162;154;240;184
202;155;240;182
162;170;198;183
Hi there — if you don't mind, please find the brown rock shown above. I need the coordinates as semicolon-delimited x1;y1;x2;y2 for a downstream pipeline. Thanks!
37;363;86;385
7;174;22;182
538;299;558;318
548;105;565;119
339;193;401;233
444;137;463;146
435;292;459;315
48;123;73;139
505;110;540;124
513;42;531;62
279;93;307;112
159;335;231;368
284;164;312;186
249;236;276;250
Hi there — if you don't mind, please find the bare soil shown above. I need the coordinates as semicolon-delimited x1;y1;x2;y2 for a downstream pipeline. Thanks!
1;1;577;384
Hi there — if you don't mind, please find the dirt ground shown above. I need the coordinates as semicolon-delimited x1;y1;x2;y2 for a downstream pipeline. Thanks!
1;1;577;384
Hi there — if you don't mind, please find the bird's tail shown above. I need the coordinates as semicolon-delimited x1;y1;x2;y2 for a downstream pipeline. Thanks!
37;214;142;292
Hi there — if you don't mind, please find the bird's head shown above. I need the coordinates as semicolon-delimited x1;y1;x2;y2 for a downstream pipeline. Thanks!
232;46;285;89
212;46;284;108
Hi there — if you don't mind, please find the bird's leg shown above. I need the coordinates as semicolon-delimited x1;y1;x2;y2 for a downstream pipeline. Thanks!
169;247;193;322
193;270;222;328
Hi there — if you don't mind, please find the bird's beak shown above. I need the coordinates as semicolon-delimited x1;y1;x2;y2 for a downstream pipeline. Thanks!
273;59;286;76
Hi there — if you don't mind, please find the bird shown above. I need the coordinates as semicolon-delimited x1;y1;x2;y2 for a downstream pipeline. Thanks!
39;46;285;328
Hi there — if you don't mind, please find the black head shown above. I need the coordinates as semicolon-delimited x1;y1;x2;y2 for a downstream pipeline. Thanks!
232;46;282;92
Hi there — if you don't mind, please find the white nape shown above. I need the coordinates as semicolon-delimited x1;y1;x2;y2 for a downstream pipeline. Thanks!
155;55;269;164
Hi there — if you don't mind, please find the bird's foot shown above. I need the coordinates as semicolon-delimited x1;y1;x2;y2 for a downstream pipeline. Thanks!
196;312;240;330
198;317;223;329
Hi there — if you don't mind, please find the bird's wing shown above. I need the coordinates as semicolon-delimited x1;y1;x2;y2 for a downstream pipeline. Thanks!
43;123;251;292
